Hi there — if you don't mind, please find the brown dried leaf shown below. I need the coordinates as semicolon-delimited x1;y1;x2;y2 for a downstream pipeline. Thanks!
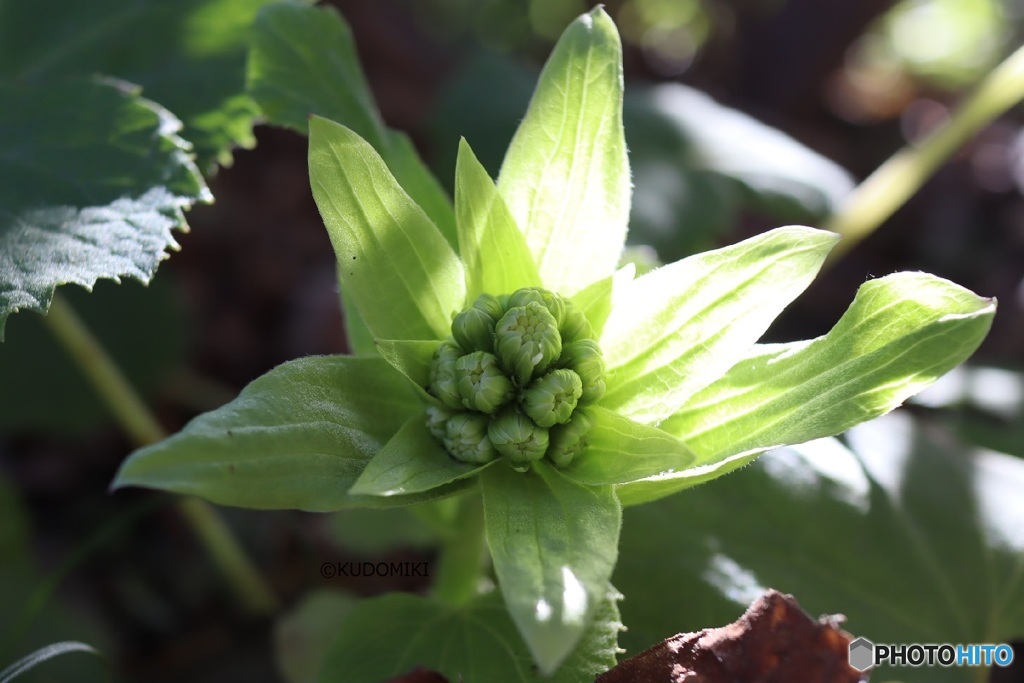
598;589;867;683
386;668;450;683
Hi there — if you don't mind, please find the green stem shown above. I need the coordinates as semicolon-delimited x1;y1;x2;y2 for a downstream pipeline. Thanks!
824;43;1024;262
44;293;279;615
432;493;486;605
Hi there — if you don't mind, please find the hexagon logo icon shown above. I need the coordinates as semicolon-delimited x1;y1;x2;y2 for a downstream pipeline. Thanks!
848;637;874;672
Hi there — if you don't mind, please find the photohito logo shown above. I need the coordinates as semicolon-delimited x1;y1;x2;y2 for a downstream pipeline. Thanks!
848;637;1015;672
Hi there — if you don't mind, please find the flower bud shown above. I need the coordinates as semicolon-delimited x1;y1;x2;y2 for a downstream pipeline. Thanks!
559;303;593;343
444;412;498;464
507;288;547;310
547;409;592;468
471;292;505;320
495;302;562;385
425;404;455;442
428;340;464;410
488;409;549;469
455;351;513;414
452;306;496;353
521;368;583;428
559;339;606;403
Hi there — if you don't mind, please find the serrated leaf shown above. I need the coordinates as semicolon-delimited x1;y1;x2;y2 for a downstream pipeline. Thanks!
614;412;1024;683
317;589;622;683
113;356;465;511
0;0;286;170
0;78;207;339
349;416;490;497
309;117;465;342
618;272;995;506
560;407;696;487
482;462;621;675
247;2;456;245
455;138;540;300
600;226;838;425
497;7;630;295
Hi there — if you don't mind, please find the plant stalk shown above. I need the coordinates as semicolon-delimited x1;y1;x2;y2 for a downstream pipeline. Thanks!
825;43;1024;262
431;493;486;605
44;293;278;615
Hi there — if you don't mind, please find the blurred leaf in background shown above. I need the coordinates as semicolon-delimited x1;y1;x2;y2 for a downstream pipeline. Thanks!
0;0;299;170
613;410;1024;683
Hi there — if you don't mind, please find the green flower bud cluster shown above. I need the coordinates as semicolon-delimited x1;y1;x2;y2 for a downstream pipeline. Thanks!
426;288;605;471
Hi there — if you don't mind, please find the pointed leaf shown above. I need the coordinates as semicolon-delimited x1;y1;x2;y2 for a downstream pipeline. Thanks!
497;8;630;295
0;0;283;170
570;263;634;340
317;589;622;683
0;78;207;339
621;272;996;505
374;338;441;400
384;130;457;250
614;414;1024;683
113;356;465;511
455;138;540;299
560;407;696;487
349;416;489;497
309;117;465;341
600;226;838;425
482;461;621;675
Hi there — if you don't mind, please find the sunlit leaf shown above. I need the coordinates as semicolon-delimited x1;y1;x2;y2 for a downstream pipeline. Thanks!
497;8;630;295
0;78;207;339
349;416;490;497
455;139;540;300
309;117;465;342
114;356;466;511
482;462;621;675
600;226;838;425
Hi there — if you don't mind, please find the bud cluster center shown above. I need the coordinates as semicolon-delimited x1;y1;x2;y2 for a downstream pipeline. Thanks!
426;288;605;471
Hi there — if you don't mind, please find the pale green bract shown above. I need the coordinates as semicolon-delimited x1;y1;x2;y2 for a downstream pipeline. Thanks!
114;6;996;679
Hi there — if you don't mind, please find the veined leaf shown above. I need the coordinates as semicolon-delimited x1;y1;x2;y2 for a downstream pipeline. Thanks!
560;407;696;487
620;272;995;506
570;263;634;341
0;78;207;339
600;226;838;425
317;589;622;683
482;462;621;675
374;338;441;400
497;7;630;295
349;416;490;497
247;2;455;245
455;139;540;300
113;356;464;511
309;117;465;342
614;413;1024;683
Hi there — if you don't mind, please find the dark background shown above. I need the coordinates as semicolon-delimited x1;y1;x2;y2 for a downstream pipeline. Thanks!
2;0;1022;680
